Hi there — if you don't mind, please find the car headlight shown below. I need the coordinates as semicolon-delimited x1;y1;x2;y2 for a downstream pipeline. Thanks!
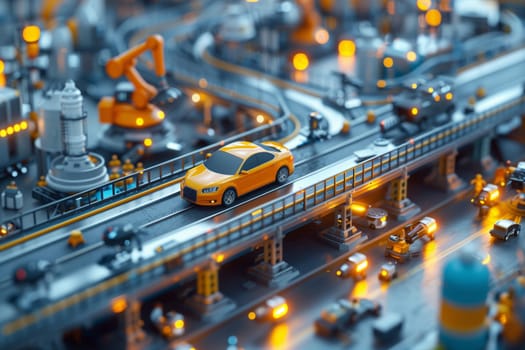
202;187;219;193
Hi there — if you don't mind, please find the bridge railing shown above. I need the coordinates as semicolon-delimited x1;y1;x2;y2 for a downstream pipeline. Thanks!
2;89;523;341
1;96;289;240
162;92;525;265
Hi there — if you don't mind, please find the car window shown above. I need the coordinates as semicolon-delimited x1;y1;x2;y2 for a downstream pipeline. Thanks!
204;151;243;175
241;154;260;172
256;143;281;153
241;152;275;172
257;152;275;164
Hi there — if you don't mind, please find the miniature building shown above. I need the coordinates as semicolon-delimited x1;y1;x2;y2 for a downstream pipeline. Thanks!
0;87;32;177
45;80;108;193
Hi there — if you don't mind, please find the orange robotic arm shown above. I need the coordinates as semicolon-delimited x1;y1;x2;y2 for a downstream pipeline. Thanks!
105;35;166;109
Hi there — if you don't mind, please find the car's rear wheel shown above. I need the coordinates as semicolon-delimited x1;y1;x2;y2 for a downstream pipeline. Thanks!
222;188;237;207
276;167;289;184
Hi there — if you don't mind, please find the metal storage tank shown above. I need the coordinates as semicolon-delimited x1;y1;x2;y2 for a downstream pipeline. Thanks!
355;27;384;93
38;90;63;153
439;248;490;350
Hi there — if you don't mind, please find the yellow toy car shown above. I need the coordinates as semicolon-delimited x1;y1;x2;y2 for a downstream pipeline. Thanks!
181;141;294;206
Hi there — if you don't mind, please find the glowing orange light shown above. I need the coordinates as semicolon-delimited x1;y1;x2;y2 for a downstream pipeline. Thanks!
351;203;367;214
272;303;288;319
356;260;368;273
383;57;394;68
434;95;441;102
499;314;508;325
6;126;13;135
406;51;417;62
315;28;330;45
380;270;388;277
482;254;491;265
338;40;356;57
377;80;387;88
191;93;201;103
425;9;442;27
136;117;144;126
215;253;225;263
411;107;419;115
490;190;499;201
417;0;432;11
292;52;309;71
248;311;256;320
427;221;437;234
445;92;453;100
336;270;342;276
144;138;153;147
0;60;4;74
111;298;127;313
20;121;28;130
157;110;165;120
22;25;41;43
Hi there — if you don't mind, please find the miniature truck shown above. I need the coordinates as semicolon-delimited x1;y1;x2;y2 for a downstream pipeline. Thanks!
381;76;455;132
404;216;437;243
336;252;369;280
471;184;500;207
490;219;521;241
385;217;437;262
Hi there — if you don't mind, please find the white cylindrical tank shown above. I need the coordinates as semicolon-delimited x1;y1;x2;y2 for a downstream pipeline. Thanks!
60;80;86;157
356;30;384;93
38;90;63;153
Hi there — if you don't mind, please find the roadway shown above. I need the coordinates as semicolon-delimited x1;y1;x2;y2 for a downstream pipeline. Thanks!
0;115;386;293
191;177;524;350
0;10;524;348
3;43;523;284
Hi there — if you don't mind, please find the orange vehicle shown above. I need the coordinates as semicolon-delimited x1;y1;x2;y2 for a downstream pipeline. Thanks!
181;141;294;206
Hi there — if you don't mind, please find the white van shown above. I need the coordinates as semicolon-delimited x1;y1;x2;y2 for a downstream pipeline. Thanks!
490;219;521;241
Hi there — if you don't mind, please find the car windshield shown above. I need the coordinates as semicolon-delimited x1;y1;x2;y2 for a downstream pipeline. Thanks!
204;150;243;175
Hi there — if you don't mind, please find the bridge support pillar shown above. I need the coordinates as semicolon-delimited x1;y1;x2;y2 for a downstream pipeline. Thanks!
472;135;495;172
383;168;420;221
248;227;299;287
425;149;465;192
320;193;366;251
124;300;145;346
186;260;235;320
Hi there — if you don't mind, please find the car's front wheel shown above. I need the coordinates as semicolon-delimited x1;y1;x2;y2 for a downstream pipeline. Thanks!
276;167;289;184
222;188;237;207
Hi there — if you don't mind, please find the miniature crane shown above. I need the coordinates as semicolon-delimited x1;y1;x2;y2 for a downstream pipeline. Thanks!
98;34;171;129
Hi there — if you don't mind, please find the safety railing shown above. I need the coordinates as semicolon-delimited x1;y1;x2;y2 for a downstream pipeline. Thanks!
161;92;525;265
0;98;289;238
2;92;523;342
